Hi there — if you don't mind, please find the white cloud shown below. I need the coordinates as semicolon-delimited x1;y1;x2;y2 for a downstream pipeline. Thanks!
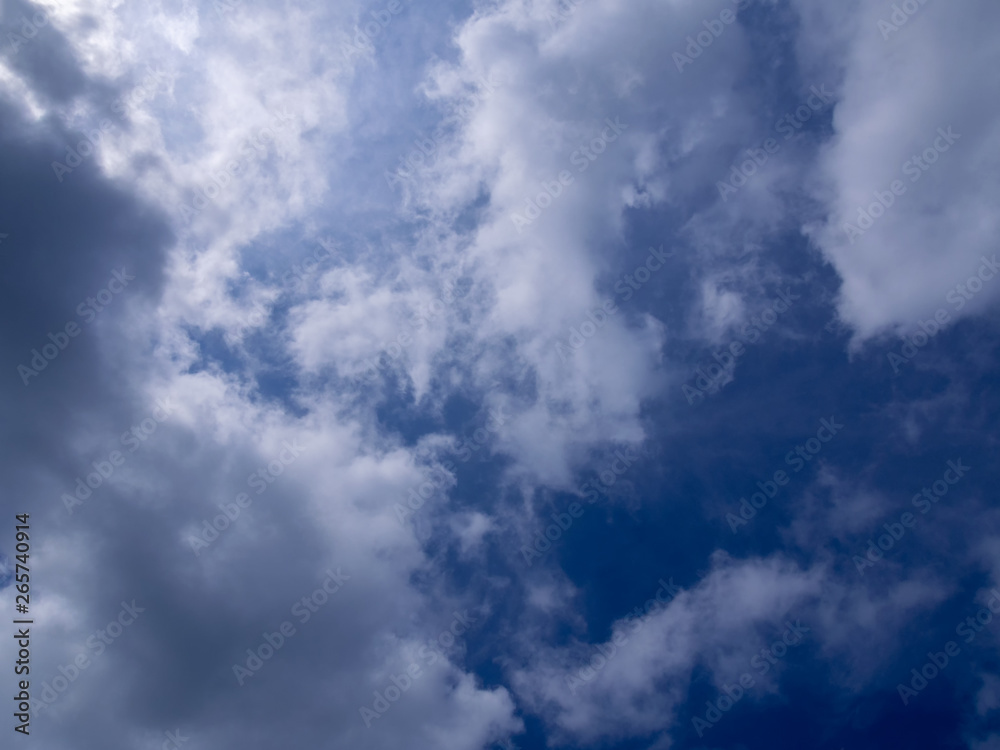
511;554;823;744
792;0;1000;342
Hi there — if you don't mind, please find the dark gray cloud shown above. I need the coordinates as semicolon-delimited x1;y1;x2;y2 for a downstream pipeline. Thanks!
1;0;90;104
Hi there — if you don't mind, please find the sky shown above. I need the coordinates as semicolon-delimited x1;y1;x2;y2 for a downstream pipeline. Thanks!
0;0;999;748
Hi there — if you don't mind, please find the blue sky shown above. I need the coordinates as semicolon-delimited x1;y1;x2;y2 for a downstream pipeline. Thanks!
1;0;999;748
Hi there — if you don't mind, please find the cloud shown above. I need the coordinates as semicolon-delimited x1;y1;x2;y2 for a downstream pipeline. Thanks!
791;0;1000;342
510;554;823;744
2;0;999;748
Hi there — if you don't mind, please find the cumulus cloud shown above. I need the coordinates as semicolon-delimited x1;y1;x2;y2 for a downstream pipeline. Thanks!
791;0;1000;342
